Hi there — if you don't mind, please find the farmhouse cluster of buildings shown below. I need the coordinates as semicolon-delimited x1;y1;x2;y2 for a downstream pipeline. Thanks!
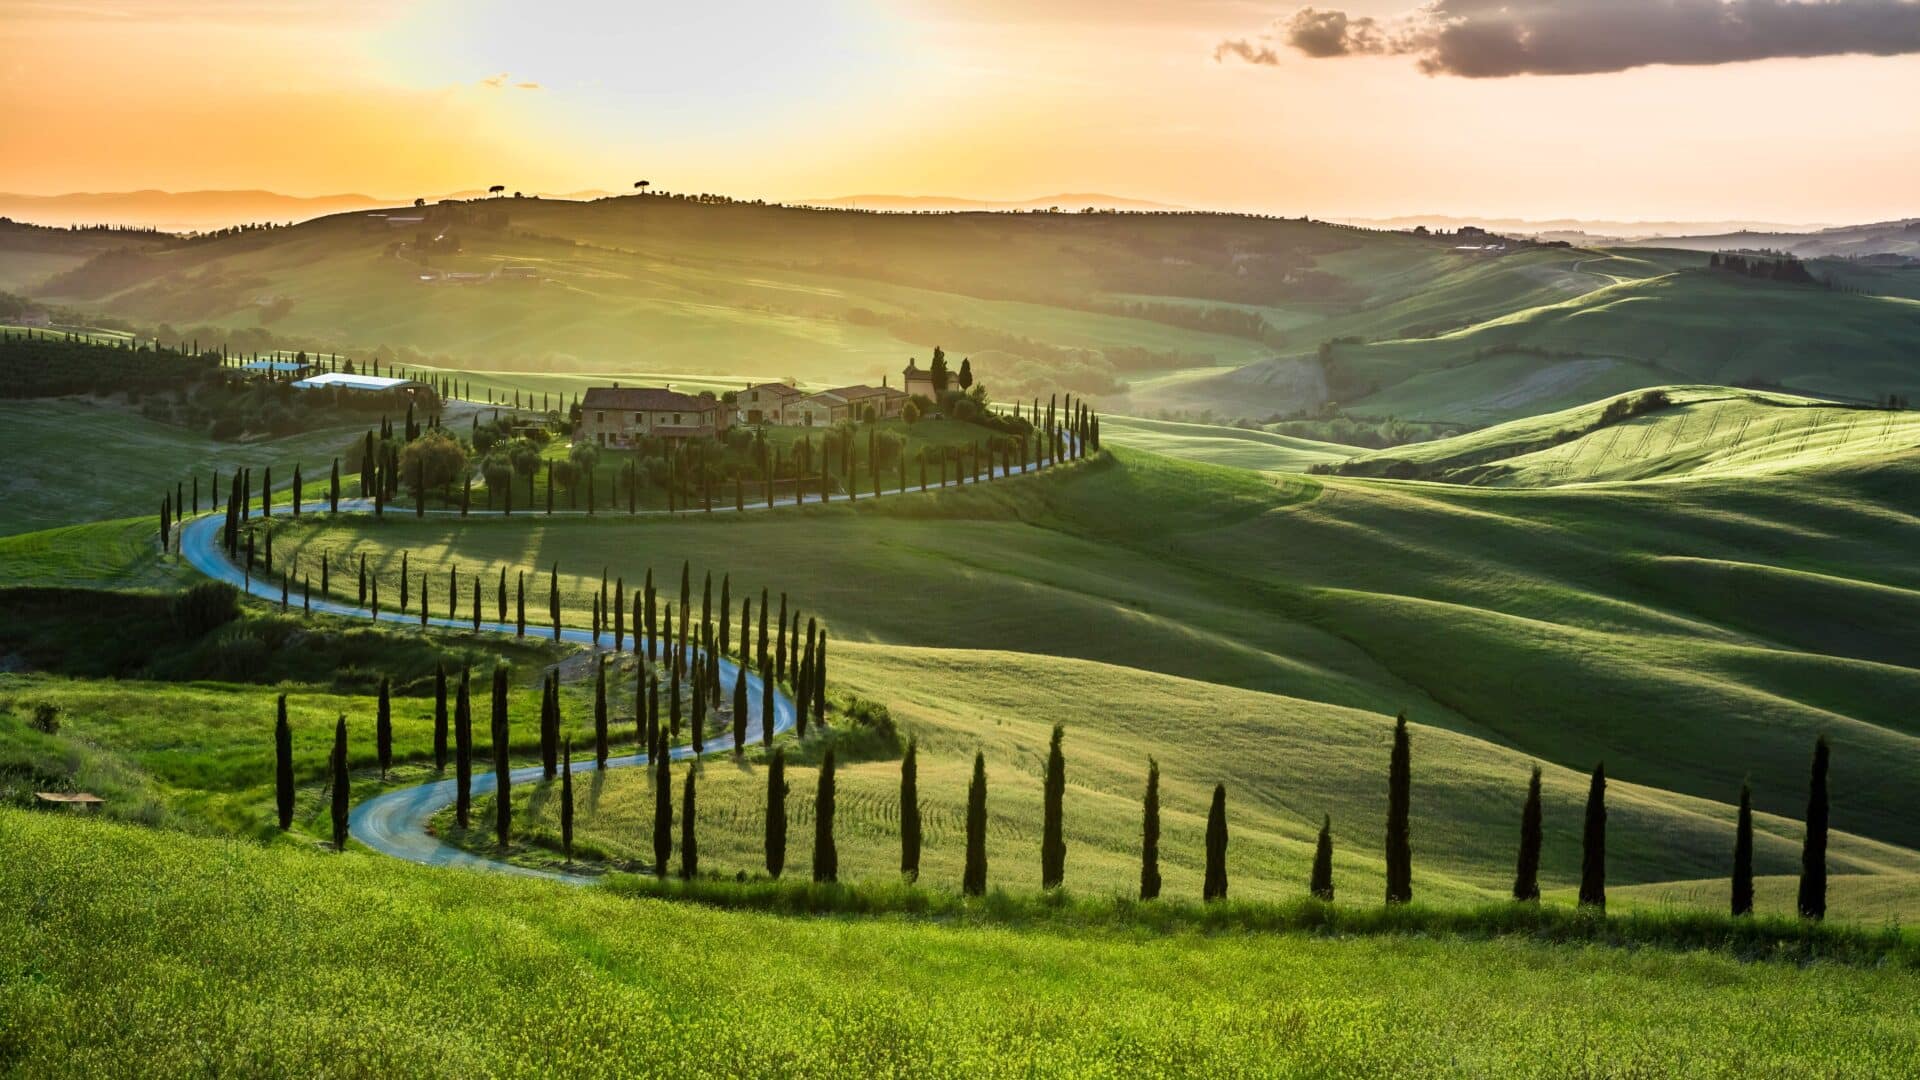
574;359;948;449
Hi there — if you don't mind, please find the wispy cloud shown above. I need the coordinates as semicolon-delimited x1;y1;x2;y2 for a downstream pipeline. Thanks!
478;72;542;90
1218;1;1920;78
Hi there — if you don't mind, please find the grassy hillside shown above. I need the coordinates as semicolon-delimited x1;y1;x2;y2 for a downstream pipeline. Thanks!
1332;386;1920;486
5;809;1918;1076
1098;414;1358;472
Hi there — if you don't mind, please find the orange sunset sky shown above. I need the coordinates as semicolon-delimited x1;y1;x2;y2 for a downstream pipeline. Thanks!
4;0;1919;222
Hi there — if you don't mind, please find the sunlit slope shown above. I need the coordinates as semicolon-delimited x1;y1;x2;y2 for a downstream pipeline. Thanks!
11;811;1918;1076
1331;270;1920;423
1099;414;1358;471
1334;386;1920;485
257;446;1920;856
496;642;1920;909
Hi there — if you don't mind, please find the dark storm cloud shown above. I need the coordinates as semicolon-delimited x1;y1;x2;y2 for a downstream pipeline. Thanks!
1215;1;1920;77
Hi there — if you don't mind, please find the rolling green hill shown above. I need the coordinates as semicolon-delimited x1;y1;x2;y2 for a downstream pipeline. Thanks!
1097;414;1358;472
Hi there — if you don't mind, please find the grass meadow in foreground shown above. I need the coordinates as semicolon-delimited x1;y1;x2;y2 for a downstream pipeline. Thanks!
5;808;1919;1078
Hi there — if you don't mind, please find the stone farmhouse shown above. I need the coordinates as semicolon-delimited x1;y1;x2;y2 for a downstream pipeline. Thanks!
740;359;955;426
576;386;731;447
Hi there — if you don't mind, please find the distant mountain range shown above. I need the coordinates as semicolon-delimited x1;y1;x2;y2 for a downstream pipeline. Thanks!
1631;219;1920;259
0;188;620;232
1336;214;1835;242
799;193;1183;213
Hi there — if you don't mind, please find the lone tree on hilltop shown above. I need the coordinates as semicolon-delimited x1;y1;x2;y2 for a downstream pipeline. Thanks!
1733;780;1755;917
1579;763;1607;910
1203;783;1228;902
1385;714;1412;904
765;747;788;879
963;751;988;897
274;695;294;831
900;737;921;883
1311;814;1335;901
813;743;838;883
1041;724;1066;889
1139;757;1160;901
1513;765;1543;902
329;714;349;851
1799;736;1830;921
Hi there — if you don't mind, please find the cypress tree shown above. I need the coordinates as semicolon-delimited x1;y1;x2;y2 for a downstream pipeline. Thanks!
376;676;392;780
1513;765;1543;902
292;463;302;516
795;630;813;740
472;577;481;631
1732;780;1755;917
274;694;294;830
330;714;349;851
330;458;341;513
963;751;988;896
680;765;699;880
812;631;827;728
1139;757;1161;900
561;736;575;865
775;593;787;680
614;577;625;652
669;659;681;739
900;737;921;882
540;673;558;779
760;657;774;747
758;587;769;666
1578;763;1607;910
516;572;526;637
691;655;706;754
433;664;448;772
766;747;788;878
813;743;838;883
652;742;672;876
1041;724;1066;889
455;669;472;827
595;657;610;767
719;575;730;657
732;663;747;752
1203;783;1229;902
1799;736;1830;921
400;552;408;611
647;672;660;752
358;554;367;605
549;564;561;641
739;597;750;662
498;567;507;622
492;666;511;848
1385;714;1412;905
1310;814;1335;901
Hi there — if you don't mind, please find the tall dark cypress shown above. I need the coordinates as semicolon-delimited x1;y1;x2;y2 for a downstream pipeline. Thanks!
775;593;788;680
274;694;294;830
758;588;770;666
795;630;813;740
1732;780;1755;917
765;747;788;879
594;657;610;767
812;632;827;728
760;658;774;747
1310;814;1335;902
963;751;988;897
719;575;730;657
433;664;449;772
1139;757;1161;900
549;564;561;641
652;744;672;877
669;660;681;739
1203;783;1229;902
1041;724;1066;889
540;673;558;779
498;567;507;622
516;572;526;637
614;577;625;652
329;714;349;851
492;666;511;848
813;743;838;883
1578;763;1607;910
561;737;575;865
1385;714;1413;905
900;737;922;882
732;663;747;751
680;766;699;880
455;670;472;827
739;597;750;663
1513;765;1543;902
1799;736;1830;921
330;458;341;513
375;676;393;780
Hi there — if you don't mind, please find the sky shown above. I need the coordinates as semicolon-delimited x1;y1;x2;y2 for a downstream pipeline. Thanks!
3;0;1919;222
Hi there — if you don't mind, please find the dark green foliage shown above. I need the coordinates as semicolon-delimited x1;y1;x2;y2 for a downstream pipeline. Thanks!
813;744;838;883
1140;757;1160;901
1204;783;1228;903
1311;814;1334;902
1041;724;1066;890
432;664;448;772
1385;714;1412;905
731;663;747;752
171;581;239;639
375;676;392;780
680;766;698;880
549;565;560;641
539;673;558;780
492;666;511;848
652;744;672;877
900;738;921;883
454;670;472;827
1579;763;1607;910
560;737;575;865
329;714;348;851
594;658;609;767
1513;765;1543;902
766;747;788;879
760;658;773;748
1733;781;1755;917
1799;737;1830;921
812;632;827;728
963;751;988;897
274;694;293;830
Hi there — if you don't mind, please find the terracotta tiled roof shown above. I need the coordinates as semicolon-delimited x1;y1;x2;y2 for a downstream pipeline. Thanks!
744;382;804;399
581;386;713;412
